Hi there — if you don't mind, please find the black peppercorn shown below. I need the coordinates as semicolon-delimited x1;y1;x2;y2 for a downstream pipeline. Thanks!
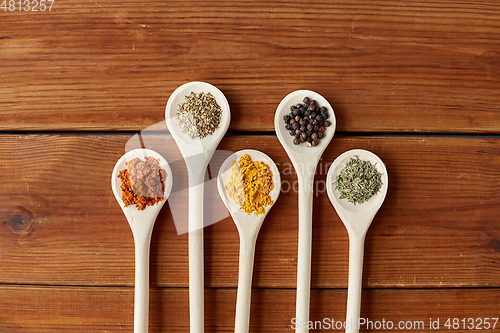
283;96;330;148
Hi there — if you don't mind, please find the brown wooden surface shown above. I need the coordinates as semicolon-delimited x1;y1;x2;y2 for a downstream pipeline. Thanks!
0;286;498;332
1;0;500;133
2;0;500;331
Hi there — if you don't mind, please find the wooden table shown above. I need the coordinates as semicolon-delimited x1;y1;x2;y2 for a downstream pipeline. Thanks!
1;0;499;331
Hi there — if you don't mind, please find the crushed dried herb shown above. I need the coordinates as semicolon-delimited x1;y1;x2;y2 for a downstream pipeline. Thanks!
177;91;222;139
334;156;382;205
224;154;274;215
118;156;167;210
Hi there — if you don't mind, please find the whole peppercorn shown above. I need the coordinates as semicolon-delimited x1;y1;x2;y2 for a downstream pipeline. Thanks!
282;96;331;148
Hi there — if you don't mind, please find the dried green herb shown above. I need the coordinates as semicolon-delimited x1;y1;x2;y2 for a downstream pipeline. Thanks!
177;92;222;139
334;156;383;205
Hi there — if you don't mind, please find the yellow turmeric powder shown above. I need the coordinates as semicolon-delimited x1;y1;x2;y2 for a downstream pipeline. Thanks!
224;154;274;215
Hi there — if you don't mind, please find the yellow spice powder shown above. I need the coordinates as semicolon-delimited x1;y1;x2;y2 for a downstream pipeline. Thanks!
224;154;274;215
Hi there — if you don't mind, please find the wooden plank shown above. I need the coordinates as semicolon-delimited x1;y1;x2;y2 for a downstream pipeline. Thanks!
0;285;498;332
0;134;499;288
1;1;499;132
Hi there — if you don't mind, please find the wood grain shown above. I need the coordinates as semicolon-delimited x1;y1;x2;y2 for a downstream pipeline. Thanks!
0;134;498;288
1;0;499;132
0;285;498;332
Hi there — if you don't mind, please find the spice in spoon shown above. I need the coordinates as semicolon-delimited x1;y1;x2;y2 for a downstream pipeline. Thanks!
224;154;274;215
118;156;167;210
177;91;222;139
334;156;383;205
282;96;332;147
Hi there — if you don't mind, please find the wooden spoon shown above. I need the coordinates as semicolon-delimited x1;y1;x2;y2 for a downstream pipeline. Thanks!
165;81;230;333
111;148;173;333
217;149;281;333
274;90;336;332
326;149;388;333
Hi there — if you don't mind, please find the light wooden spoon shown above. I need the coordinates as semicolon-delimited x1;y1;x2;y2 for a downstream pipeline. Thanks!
165;81;230;333
326;149;388;333
274;90;336;332
111;148;173;333
217;149;281;333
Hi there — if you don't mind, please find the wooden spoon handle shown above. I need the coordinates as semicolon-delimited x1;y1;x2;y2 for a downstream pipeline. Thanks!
345;234;365;333
295;172;314;333
134;232;152;333
189;171;205;333
234;237;257;333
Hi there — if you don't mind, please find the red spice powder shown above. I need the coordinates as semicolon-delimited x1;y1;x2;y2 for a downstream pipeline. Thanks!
117;156;167;210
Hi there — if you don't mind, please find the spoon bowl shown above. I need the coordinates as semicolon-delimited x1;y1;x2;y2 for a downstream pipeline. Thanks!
326;149;388;333
111;148;172;333
274;90;336;333
165;81;230;333
217;149;281;333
